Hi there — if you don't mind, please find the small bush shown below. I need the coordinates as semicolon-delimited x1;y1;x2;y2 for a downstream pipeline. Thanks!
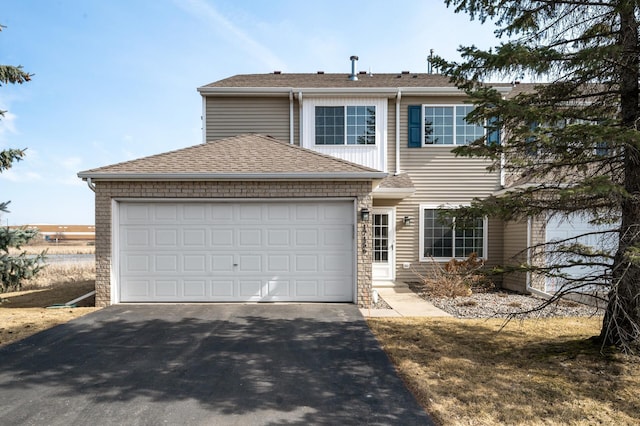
411;253;494;298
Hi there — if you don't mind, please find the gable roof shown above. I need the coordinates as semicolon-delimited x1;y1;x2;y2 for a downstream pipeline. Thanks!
77;134;386;181
199;73;514;96
202;73;455;88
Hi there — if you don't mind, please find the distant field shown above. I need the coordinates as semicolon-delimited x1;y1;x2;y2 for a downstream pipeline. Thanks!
9;243;95;255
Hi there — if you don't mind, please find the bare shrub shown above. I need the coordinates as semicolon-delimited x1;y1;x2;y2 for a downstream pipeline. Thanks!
411;253;494;298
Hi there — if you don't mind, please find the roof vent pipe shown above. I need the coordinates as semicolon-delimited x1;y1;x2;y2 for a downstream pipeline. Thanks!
349;55;359;81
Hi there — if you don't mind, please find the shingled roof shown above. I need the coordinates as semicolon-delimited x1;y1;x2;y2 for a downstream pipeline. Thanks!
200;73;456;89
78;134;386;180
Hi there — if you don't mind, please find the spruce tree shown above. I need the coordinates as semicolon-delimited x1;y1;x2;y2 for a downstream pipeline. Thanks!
0;25;44;292
434;1;640;352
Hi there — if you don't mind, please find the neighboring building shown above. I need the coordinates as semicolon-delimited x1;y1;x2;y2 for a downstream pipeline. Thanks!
12;225;95;242
79;57;601;308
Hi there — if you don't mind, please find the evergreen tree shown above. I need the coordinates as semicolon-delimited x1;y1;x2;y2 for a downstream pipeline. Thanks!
433;1;640;352
0;24;44;291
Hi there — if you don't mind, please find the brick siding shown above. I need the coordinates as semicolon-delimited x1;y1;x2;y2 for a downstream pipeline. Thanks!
94;180;373;308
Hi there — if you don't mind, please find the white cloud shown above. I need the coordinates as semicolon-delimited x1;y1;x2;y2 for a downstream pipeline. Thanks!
60;156;83;170
0;110;18;146
176;0;287;71
57;175;85;187
0;169;42;182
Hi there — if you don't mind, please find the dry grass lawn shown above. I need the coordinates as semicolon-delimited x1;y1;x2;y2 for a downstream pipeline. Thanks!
9;242;95;255
0;262;98;348
368;317;640;425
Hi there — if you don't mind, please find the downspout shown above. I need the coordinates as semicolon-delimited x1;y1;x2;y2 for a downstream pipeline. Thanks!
298;91;303;146
395;89;402;175
289;90;294;145
201;95;206;144
86;177;96;192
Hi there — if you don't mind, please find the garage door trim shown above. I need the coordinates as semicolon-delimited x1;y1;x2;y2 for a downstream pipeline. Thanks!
111;197;358;304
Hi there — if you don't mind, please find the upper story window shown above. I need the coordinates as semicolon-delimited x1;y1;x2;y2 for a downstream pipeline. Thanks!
424;105;483;145
408;104;499;148
315;105;376;145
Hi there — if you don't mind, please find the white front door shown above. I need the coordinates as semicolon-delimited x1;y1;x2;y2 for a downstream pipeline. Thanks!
372;207;395;281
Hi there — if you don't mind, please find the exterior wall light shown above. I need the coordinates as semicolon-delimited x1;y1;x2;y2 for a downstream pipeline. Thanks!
403;216;412;226
361;208;370;221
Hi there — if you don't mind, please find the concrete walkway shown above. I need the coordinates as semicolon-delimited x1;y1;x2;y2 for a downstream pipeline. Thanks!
360;282;452;318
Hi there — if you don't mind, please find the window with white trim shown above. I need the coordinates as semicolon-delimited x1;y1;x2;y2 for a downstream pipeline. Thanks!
420;206;487;260
424;105;484;145
315;105;376;145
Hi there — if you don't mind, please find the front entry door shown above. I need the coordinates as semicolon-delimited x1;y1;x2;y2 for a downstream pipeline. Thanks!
372;208;395;281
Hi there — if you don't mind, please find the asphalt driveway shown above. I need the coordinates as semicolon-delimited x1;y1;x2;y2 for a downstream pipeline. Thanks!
0;304;433;425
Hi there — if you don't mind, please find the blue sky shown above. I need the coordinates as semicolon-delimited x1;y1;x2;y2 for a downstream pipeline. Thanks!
1;0;499;225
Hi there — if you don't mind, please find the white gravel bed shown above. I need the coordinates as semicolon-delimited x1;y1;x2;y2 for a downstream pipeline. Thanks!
413;287;605;319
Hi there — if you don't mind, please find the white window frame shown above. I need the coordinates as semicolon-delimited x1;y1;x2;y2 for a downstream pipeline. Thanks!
419;203;488;262
422;104;486;146
314;105;377;146
304;98;386;148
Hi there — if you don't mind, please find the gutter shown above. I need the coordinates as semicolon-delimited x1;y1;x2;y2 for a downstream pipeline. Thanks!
77;172;388;181
197;86;514;97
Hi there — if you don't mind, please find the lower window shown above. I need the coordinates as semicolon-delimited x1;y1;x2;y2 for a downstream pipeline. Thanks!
420;207;486;260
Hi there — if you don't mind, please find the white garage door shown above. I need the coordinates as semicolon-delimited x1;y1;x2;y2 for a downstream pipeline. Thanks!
545;213;616;293
117;200;355;302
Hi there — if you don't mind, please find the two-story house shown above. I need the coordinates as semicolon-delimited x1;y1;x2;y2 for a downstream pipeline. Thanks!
79;58;561;309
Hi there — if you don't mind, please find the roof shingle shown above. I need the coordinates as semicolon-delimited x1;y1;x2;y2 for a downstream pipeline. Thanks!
78;134;385;179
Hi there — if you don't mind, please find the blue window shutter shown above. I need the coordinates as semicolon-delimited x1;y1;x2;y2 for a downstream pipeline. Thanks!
408;105;422;148
487;116;500;145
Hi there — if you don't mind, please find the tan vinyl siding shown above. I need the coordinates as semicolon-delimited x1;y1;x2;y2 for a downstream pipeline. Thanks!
502;220;529;292
393;95;503;283
205;96;295;143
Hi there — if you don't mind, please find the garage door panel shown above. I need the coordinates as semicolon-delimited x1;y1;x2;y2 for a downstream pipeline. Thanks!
122;279;150;298
155;280;178;297
211;229;233;246
124;229;150;247
239;280;262;298
155;229;178;246
183;229;206;246
211;254;234;272
238;255;261;272
154;205;178;221
267;255;290;272
184;280;206;297
183;204;206;221
239;229;261;246
239;204;262;221
155;255;178;272
123;254;150;273
119;201;354;303
295;280;318;297
295;229;319;246
184;255;206;272
295;255;318;272
267;229;290;246
266;280;290;298
211;280;234;297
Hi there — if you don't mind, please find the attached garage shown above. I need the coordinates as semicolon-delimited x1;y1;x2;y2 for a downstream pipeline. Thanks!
78;134;385;308
117;200;355;302
544;213;617;293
